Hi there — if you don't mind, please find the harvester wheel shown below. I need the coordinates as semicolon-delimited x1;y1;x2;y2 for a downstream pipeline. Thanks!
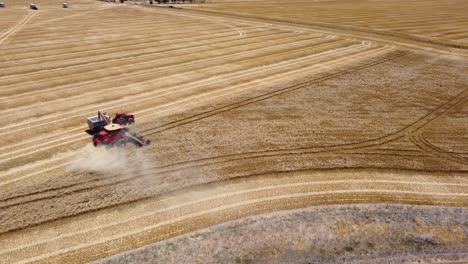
127;118;135;124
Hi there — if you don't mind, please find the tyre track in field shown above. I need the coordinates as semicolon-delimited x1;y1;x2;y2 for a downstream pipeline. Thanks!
0;31;319;103
170;5;468;55
0;28;294;93
0;39;362;136
1;37;347;116
0;38;354;163
6;17;196;45
0;28;281;98
15;45;466;196
0;44;388;170
0;43;375;175
8;13;221;45
3;7;263;57
409;132;468;165
0;36;351;128
1;45;394;185
1;170;467;262
0;148;435;210
0;43;394;190
0;18;248;62
0;18;212;52
0;44;378;178
0;29;296;103
0;46;399;179
0;21;233;65
0;22;261;66
0;23;254;78
136;75;468;174
405;87;468;164
0;12;35;47
0;48;405;203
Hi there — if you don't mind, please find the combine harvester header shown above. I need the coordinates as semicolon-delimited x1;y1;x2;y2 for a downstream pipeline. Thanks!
86;111;150;147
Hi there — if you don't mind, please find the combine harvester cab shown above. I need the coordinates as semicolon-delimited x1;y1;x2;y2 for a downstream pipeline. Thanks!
86;111;150;147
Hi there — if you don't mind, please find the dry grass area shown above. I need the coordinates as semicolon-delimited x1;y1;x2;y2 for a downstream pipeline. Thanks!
95;204;468;263
0;0;468;263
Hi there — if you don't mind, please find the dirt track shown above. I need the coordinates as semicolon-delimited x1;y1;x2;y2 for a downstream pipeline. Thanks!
0;0;468;263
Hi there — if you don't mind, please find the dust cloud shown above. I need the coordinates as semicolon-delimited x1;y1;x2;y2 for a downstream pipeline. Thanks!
68;144;153;176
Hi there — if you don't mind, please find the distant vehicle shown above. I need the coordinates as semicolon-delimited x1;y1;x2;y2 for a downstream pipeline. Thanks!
30;3;38;9
0;2;5;8
63;2;68;8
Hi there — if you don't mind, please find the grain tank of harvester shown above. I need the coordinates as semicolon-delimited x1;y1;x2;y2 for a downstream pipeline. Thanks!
86;111;150;147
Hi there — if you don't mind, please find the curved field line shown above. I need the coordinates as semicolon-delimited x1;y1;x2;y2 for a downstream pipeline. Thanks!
87;52;467;176
0;22;261;70
6;168;468;240
0;19;221;51
3;179;468;252
0;47;400;186
0;37;345;113
2;5;467;263
0;25;247;77
2;48;398;190
0;43;367;166
2;160;467;208
0;39;352;117
1;172;467;263
409;132;468;165
0;22;238;67
139;50;409;135
0;12;35;46
0;21;218;53
164;5;468;57
0;33;327;106
0;29;279;98
0;44;387;165
0;40;363;135
0;48;402;183
0;23;264;78
0;38;355;130
174;5;468;50
0;39;362;157
6;16;233;46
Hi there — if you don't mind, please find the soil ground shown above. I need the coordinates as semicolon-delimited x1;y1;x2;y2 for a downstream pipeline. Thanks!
0;0;467;263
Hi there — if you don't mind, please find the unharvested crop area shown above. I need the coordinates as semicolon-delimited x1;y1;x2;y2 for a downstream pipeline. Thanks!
0;0;467;263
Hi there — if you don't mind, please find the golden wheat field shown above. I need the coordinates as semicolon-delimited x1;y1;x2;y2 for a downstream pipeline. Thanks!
0;0;468;263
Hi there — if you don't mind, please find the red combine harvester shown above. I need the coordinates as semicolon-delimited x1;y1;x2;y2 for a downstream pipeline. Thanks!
86;111;150;147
